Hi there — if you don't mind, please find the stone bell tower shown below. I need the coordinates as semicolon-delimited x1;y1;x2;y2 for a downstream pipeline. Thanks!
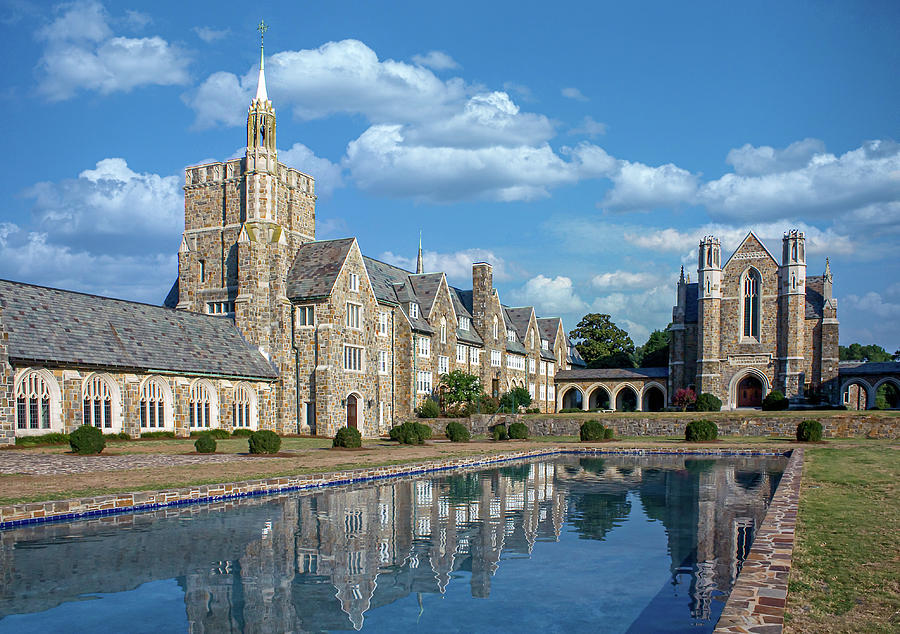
779;229;806;400
696;236;722;396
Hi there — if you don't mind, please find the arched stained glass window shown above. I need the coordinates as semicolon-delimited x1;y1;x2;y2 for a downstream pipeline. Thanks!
140;378;167;429
16;371;53;430
742;269;761;339
189;382;214;428
83;376;114;429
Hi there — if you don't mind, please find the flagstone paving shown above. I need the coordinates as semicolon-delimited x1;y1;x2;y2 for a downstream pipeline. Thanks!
0;451;250;475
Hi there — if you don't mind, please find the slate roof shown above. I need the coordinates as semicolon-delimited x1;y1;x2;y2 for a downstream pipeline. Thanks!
505;307;534;340
505;340;527;355
684;283;698;323
567;338;587;367
285;238;355;300
537;317;561;344
449;287;483;346
540;348;556;362
805;275;824;319
407;274;443;319
556;367;668;381
361;256;433;334
0;280;277;379
838;361;900;376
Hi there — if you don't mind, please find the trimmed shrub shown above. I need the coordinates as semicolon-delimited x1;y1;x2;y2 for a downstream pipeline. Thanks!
603;426;614;440
333;426;363;448
580;420;606;441
103;432;131;441
491;424;508;441
525;407;541;414
231;428;254;438
560;408;583;413
194;435;216;454
389;421;432;445
796;420;823;442
508;422;529;439
15;432;69;447
685;420;718;442
140;431;175;439
762;390;789;411
69;425;105;455
445;421;471;443
248;430;282;454
417;399;441;419
190;428;230;439
695;393;723;412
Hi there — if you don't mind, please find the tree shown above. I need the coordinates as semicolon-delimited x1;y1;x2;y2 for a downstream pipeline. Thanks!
499;387;531;412
637;328;670;368
673;388;696;411
569;313;636;368
839;343;892;363
439;370;482;412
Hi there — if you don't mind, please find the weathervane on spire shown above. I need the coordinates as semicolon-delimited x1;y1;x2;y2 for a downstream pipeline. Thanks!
257;21;268;45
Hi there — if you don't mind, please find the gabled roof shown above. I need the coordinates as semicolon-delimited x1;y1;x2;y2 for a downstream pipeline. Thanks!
0;280;277;380
361;256;433;333
567;337;587;367
723;231;778;269
407;273;444;319
285;238;355;300
505;307;535;341
537;317;562;344
448;287;483;346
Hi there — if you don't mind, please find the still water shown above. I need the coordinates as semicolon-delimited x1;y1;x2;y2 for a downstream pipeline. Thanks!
0;454;786;633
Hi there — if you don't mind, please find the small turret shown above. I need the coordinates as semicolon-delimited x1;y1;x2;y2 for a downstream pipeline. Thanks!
823;257;833;300
781;229;806;295
697;236;722;299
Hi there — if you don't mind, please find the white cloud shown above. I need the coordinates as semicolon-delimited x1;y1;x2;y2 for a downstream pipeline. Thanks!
569;116;607;138
592;271;661;290
36;0;190;101
380;248;511;283
590;284;675;344
23;158;182;254
278;143;344;197
561;87;588;102
509;275;587;314
502;82;534;102
193;26;229;43
412;50;459;70
845;291;900;320
601;160;698;212
123;9;151;30
726;138;827;176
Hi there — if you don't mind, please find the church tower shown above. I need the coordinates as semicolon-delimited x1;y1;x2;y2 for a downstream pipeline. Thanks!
779;230;806;400
175;24;317;431
695;236;722;396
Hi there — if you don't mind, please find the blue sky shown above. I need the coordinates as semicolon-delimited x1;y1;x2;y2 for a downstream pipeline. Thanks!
1;0;898;350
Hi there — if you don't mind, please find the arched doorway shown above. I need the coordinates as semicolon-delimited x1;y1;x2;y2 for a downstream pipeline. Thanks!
641;385;665;412
589;387;610;410
615;386;638;412
562;387;583;410
346;394;358;429
842;382;870;410
736;376;763;408
875;381;900;409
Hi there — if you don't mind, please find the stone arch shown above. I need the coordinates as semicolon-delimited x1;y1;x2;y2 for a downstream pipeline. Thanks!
728;368;771;409
189;379;220;429
559;385;584;411
233;382;259;430
587;384;611;410
346;391;363;431
139;375;174;431
81;372;124;432
873;378;900;409
739;267;762;340
641;382;666;412
840;378;873;410
613;383;639;412
13;368;63;435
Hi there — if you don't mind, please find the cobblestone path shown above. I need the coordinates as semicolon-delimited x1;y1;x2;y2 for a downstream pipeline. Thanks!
0;452;253;475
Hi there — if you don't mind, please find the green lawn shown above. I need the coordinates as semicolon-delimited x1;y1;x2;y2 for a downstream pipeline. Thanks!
785;443;899;633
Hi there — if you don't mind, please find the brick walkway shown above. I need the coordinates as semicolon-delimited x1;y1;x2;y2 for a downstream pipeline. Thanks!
0;451;248;475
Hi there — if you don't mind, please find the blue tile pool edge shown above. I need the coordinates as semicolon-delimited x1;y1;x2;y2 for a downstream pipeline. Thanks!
0;446;790;531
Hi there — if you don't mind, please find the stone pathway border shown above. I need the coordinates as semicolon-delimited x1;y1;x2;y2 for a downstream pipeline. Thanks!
714;447;804;634
0;452;249;475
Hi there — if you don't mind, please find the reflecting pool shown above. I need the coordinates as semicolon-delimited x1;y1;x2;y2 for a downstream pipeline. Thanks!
0;453;787;633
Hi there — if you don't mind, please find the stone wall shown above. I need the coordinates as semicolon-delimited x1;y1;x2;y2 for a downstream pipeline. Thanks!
416;411;900;439
0;304;12;446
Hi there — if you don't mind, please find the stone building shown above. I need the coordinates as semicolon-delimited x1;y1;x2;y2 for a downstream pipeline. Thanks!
669;230;840;409
0;42;576;443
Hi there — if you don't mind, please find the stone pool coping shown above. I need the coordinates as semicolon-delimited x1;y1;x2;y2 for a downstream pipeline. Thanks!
0;445;787;530
714;447;803;634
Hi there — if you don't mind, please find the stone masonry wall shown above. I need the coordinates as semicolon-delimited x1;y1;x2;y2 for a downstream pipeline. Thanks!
0;304;13;446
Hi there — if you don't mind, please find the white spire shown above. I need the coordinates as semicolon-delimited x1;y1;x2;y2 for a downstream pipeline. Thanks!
254;21;268;102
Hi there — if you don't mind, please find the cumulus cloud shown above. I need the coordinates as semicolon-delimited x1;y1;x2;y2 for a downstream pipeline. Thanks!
412;50;459;70
561;87;588;102
590;284;675;344
278;143;344;197
601;160;698;212
380;248;512;284
569;116;607;138
509;275;587;314
592;271;661;290
726;138;827;176
193;26;229;43
36;0;190;101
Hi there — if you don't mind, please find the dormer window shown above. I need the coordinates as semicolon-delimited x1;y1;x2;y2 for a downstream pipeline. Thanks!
542;339;549;350
409;302;419;319
507;329;516;342
349;273;359;292
459;316;470;331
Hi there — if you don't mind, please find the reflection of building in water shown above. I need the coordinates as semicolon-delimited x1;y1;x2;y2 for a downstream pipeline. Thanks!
0;457;782;631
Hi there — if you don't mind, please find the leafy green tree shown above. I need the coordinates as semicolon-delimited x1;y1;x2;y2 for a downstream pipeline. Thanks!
439;370;482;411
499;387;531;412
569;313;636;368
637;328;670;368
839;343;892;363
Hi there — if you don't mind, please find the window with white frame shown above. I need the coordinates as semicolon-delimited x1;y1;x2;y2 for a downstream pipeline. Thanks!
471;348;480;365
346;302;361;329
349;272;359;292
440;317;447;343
409;302;419;319
459;316;470;331
507;355;525;371
233;384;254;428
438;355;449;375
528;358;536;374
529;383;535;398
378;350;389;374
377;311;389;336
507;328;517;342
548;384;555;400
140;378;168;429
344;345;364;371
83;375;115;429
540;383;546;400
189;382;215;428
456;344;467;364
540;360;547;375
548;363;555;376
15;371;54;431
296;305;314;327
416;370;433;394
417;336;431;357
491;350;501;367
542;338;549;350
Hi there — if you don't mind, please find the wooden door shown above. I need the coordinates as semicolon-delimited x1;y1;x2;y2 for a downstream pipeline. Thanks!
737;377;762;407
347;395;358;429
